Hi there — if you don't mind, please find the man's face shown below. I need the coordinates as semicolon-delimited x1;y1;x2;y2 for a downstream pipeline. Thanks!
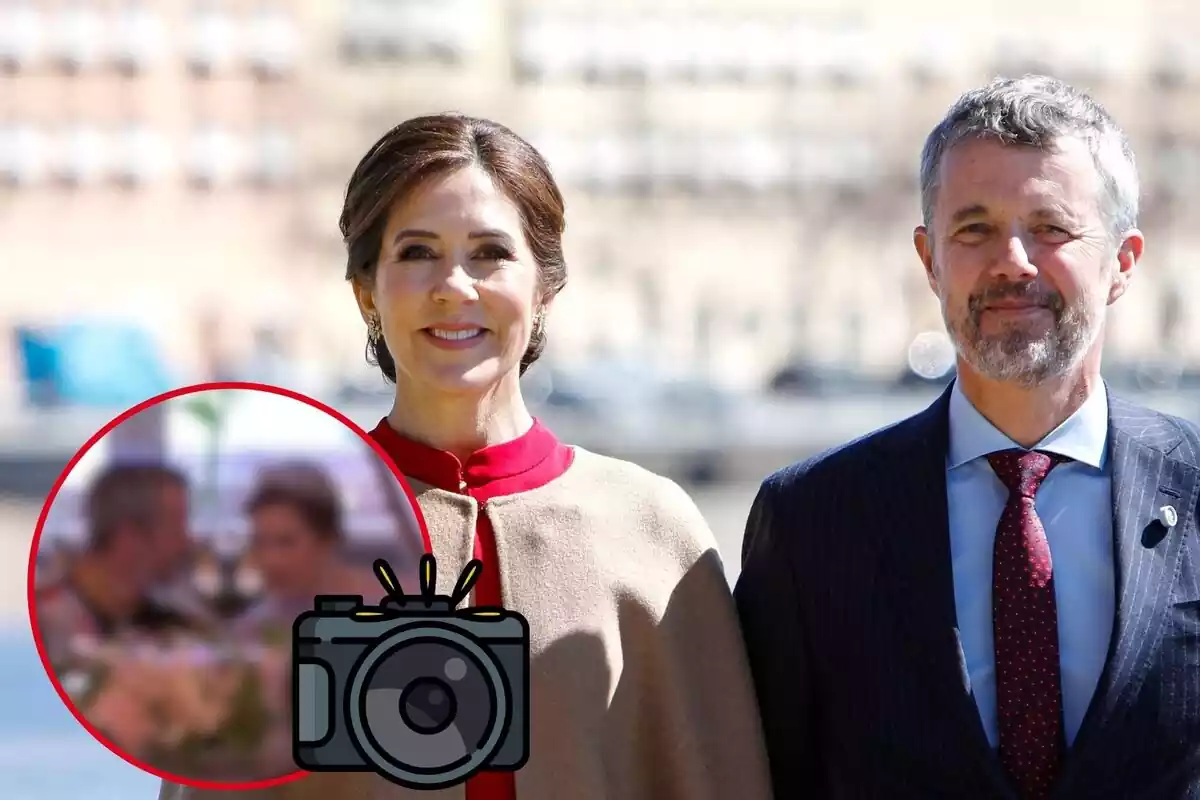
914;135;1142;387
107;524;156;596
150;483;191;579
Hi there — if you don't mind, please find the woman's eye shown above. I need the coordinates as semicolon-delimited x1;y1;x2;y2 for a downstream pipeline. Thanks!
398;244;436;260
475;245;514;261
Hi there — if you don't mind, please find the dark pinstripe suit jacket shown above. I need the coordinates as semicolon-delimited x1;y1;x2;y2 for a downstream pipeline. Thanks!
734;383;1200;799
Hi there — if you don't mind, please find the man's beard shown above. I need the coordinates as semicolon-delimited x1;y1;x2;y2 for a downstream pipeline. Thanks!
943;280;1101;388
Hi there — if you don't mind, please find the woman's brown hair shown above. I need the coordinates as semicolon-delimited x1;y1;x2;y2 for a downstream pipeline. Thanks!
244;463;342;543
339;112;568;381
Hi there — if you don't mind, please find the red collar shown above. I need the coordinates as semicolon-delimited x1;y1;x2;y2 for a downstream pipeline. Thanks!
369;417;570;495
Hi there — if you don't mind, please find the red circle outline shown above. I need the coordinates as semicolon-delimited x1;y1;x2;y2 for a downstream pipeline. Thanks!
25;380;433;791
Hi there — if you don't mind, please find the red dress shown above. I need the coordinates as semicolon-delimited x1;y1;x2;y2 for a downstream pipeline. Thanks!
369;417;574;800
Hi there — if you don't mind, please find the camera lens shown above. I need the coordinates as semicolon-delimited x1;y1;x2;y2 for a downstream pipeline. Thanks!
348;629;510;787
398;676;457;735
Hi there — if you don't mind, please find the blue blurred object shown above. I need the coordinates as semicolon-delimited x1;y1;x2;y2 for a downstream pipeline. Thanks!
14;321;173;408
0;625;161;799
14;327;61;407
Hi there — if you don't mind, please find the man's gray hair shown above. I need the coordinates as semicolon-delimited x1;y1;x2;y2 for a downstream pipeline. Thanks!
919;74;1139;238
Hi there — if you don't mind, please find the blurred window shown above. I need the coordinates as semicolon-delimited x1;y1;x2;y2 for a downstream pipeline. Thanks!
782;23;821;84
56;124;109;187
52;2;104;74
732;134;789;193
645;131;695;191
1156;139;1200;199
693;135;730;192
1153;38;1200;90
735;20;782;83
793;136;879;191
0;122;47;186
114;123;169;187
908;28;963;85
639;16;686;83
685;17;726;83
187;2;238;77
526;132;580;186
821;26;879;87
341;0;479;64
422;0;480;63
248;126;295;187
513;13;552;80
340;0;389;63
187;124;243;188
586;15;639;83
246;4;297;80
0;2;42;74
587;134;642;193
112;2;166;75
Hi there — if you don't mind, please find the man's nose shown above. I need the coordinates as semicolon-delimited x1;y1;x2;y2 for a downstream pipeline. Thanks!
991;234;1039;281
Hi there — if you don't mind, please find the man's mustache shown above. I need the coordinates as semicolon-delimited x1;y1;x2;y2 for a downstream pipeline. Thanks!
968;282;1064;318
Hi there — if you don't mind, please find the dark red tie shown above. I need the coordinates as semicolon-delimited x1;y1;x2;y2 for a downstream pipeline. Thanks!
987;449;1069;799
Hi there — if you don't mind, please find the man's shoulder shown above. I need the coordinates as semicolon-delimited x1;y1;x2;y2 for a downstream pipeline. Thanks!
761;407;929;498
1110;393;1200;465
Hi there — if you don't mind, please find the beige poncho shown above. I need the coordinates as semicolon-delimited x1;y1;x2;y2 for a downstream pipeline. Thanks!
158;447;773;800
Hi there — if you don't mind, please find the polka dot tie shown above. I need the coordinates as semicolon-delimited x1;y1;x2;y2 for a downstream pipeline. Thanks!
987;448;1070;799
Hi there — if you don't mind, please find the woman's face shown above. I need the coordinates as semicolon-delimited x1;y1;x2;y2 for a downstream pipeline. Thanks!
355;165;544;397
248;504;331;597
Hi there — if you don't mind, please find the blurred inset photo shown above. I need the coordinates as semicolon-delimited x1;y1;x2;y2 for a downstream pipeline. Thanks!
28;384;426;788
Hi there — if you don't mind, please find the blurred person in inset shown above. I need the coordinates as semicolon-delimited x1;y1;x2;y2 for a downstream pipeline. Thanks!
234;462;381;639
141;464;217;627
36;463;210;668
160;113;772;800
737;75;1200;799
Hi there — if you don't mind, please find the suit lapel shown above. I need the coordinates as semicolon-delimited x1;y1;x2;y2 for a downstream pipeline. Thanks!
1055;396;1199;793
874;384;1015;796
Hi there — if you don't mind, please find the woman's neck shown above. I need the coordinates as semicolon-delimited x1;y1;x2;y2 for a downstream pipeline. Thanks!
388;378;534;462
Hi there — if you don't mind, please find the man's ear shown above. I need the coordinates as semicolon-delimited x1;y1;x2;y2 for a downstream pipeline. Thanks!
1108;229;1144;305
914;225;939;294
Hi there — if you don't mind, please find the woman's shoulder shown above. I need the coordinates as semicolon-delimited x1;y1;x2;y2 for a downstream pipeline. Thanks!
552;447;714;543
561;444;685;493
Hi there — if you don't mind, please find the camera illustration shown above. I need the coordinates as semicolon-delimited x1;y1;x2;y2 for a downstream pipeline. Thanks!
292;554;529;790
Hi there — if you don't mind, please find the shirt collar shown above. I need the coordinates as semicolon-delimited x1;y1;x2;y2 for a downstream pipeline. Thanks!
369;417;563;491
947;378;1109;470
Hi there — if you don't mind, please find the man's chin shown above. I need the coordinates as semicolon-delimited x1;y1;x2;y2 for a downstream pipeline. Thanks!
971;358;1059;387
974;316;1056;342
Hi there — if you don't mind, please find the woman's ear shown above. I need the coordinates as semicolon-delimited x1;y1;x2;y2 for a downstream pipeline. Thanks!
351;277;376;324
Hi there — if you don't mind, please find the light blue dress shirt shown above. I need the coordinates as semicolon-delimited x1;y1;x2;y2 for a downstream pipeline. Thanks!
946;379;1114;747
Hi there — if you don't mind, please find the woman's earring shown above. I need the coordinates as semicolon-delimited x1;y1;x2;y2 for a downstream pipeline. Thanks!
367;314;382;344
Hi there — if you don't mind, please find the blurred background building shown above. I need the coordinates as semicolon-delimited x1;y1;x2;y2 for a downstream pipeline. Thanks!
3;2;1200;793
3;0;1200;481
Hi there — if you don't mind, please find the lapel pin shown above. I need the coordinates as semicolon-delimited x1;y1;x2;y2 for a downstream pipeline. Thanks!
1158;505;1178;529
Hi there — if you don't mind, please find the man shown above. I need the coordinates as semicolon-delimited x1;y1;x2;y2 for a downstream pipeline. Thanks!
36;462;209;668
735;74;1200;799
141;466;216;625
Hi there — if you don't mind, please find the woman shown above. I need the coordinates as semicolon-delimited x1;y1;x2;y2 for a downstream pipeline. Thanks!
230;464;386;782
234;462;382;636
159;114;772;800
